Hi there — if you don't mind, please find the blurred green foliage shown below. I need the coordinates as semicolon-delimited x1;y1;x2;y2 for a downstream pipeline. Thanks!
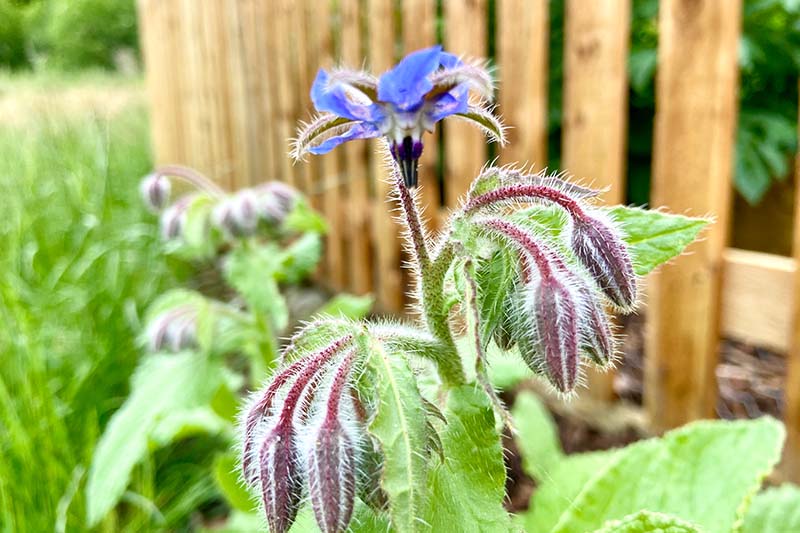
0;74;210;532
0;0;138;71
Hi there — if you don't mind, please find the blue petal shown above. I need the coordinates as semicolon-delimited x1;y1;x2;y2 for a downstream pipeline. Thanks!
438;52;463;69
378;46;443;111
311;69;382;122
307;122;381;154
426;87;470;123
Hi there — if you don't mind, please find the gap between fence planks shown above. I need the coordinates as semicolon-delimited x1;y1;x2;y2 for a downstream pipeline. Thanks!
645;0;742;431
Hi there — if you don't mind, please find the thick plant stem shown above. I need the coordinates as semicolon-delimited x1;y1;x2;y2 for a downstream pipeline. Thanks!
393;172;464;386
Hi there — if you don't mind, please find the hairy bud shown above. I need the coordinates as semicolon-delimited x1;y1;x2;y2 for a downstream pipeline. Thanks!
145;306;197;353
159;197;190;241
255;182;297;226
212;190;259;238
571;211;636;311
307;351;358;533
259;423;303;533
579;286;616;368
140;173;171;212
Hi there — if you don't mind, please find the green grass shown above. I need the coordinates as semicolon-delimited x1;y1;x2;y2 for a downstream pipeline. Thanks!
0;75;213;532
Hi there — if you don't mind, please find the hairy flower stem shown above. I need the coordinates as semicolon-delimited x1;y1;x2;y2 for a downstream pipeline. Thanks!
393;173;464;387
154;164;227;197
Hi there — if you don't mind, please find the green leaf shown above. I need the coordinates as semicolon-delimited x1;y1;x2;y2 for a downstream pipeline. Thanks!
276;232;323;284
213;452;257;514
594;510;703;533
606;206;709;276
475;249;517;346
512;392;563;480
85;353;224;526
742;485;800;533
284;198;327;234
149;406;232;446
524;450;620;532
315;293;374;320
424;385;511;532
223;244;289;330
367;340;430;532
534;418;785;533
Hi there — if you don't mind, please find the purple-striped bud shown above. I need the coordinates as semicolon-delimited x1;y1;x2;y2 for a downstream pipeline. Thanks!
255;182;297;226
529;273;581;393
159;197;190;241
212;190;259;238
307;352;358;533
259;422;303;533
145;306;197;353
140;173;171;212
571;211;637;311
579;286;616;368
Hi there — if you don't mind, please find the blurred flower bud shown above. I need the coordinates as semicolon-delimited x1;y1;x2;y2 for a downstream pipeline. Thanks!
212;190;261;238
159;197;190;241
255;181;298;226
571;210;637;311
140;173;171;212
145;306;197;353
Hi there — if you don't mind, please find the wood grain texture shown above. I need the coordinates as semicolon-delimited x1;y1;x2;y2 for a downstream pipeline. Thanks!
785;80;800;481
645;0;742;431
402;0;443;233
368;0;404;313
443;0;488;208
562;0;631;401
497;0;549;170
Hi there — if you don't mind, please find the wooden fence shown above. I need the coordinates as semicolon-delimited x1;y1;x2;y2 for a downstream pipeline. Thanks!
137;0;800;477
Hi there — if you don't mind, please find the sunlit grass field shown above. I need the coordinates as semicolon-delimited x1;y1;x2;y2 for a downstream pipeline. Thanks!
0;73;215;532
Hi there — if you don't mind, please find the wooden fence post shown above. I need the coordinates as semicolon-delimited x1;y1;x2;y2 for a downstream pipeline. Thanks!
645;0;742;431
443;0;488;208
368;0;404;313
561;0;631;401
497;0;549;169
784;79;800;482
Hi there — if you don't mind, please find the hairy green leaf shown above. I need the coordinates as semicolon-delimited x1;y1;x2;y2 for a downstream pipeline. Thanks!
475;249;518;347
223;245;288;330
424;385;511;532
742;484;800;533
594;510;703;533
606;206;709;276
367;340;430;532
531;418;784;533
85;353;223;526
512;392;563;480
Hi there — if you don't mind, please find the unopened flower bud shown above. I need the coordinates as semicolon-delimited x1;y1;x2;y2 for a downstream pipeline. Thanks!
145;306;197;353
255;182;298;226
571;211;637;311
140;173;171;212
259;423;303;533
159;198;190;241
579;286;616;368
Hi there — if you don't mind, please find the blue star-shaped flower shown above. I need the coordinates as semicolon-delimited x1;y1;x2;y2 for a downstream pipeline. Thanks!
292;46;506;188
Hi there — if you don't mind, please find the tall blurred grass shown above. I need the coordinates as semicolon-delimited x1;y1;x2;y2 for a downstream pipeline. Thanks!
0;74;215;532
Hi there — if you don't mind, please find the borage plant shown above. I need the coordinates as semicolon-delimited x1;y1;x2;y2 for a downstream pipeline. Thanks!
240;46;709;533
85;166;372;528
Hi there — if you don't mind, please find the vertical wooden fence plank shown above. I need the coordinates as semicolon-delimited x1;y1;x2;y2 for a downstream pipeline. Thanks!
497;0;549;169
562;0;631;401
402;0;443;232
443;0;488;208
783;79;800;482
645;0;742;431
368;0;404;313
340;0;374;295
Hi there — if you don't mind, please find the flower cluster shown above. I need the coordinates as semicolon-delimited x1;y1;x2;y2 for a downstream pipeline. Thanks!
454;166;636;392
292;45;506;187
140;166;299;245
240;325;369;533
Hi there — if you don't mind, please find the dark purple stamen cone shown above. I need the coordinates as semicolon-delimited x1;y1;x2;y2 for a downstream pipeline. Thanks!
534;276;580;393
308;419;356;533
571;214;637;311
391;135;423;188
259;424;303;533
308;352;358;533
